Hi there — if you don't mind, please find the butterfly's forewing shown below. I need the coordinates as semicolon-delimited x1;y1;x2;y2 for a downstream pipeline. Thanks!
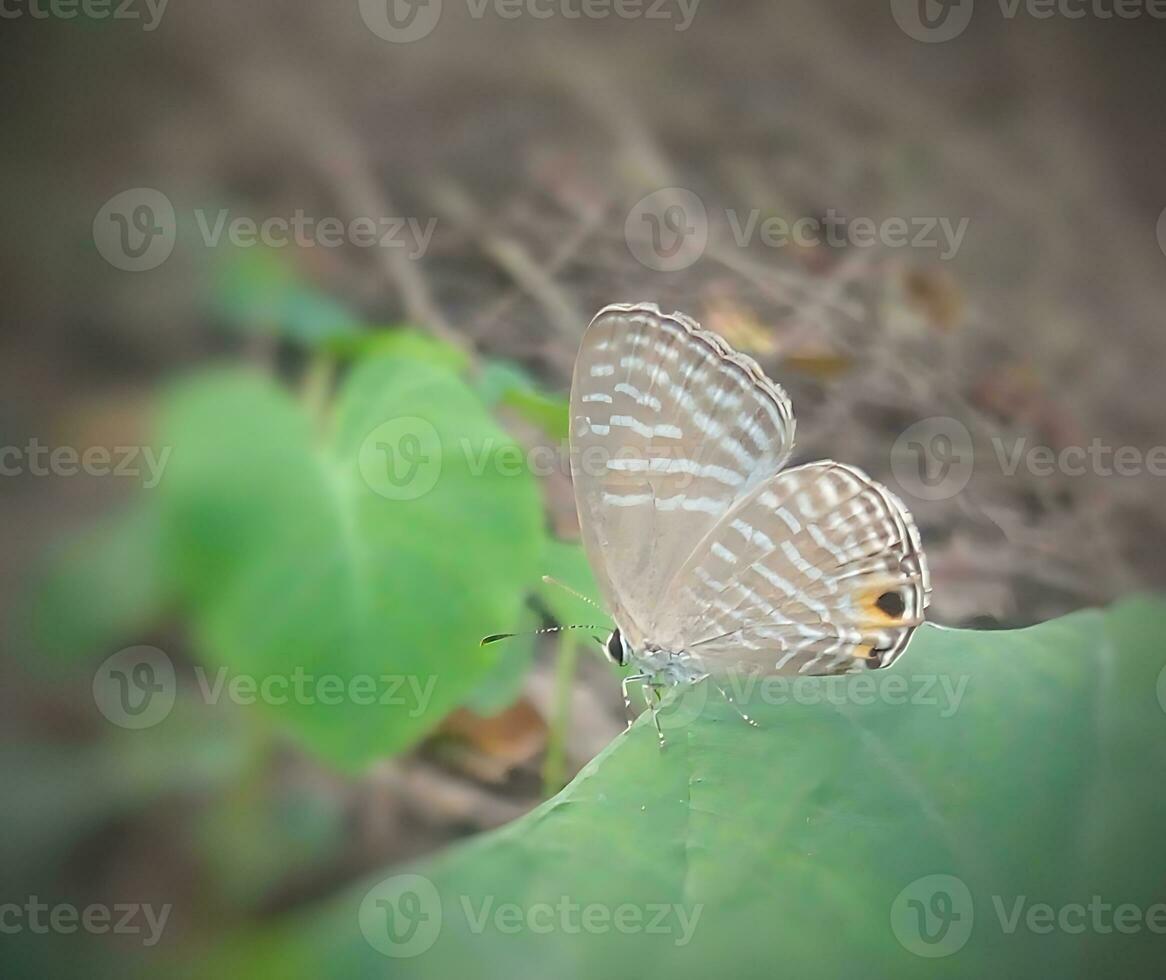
569;303;795;648
661;461;930;676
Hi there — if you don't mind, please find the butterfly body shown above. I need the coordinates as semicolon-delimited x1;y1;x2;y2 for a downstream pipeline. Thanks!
570;303;931;738
604;629;708;687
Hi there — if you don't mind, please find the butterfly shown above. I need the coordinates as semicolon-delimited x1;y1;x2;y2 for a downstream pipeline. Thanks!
567;302;930;742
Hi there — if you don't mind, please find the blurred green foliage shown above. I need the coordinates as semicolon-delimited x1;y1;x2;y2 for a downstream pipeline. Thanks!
153;355;544;765
212;249;364;347
477;361;572;441
27;504;167;665
24;251;587;768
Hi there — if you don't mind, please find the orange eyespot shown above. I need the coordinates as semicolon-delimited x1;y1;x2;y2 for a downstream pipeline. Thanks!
854;582;909;626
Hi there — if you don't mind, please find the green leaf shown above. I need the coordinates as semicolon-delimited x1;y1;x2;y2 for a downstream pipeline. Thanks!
155;355;543;768
199;598;1166;976
325;329;470;375
462;606;540;716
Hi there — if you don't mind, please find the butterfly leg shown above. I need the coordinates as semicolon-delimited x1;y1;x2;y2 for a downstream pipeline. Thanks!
643;681;666;749
620;673;650;731
707;676;760;728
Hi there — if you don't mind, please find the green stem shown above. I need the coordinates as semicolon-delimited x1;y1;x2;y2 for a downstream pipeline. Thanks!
300;352;336;434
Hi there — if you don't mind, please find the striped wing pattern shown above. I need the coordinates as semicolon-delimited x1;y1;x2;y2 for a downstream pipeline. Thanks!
569;303;795;650
570;302;931;678
661;461;929;676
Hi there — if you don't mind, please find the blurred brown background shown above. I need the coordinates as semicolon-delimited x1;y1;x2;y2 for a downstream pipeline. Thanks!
6;1;1166;626
2;0;1166;972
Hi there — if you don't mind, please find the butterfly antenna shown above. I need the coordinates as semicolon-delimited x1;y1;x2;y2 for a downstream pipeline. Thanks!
480;624;607;646
541;575;604;612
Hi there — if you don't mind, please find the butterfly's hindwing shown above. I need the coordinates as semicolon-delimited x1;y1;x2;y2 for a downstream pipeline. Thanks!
664;461;929;676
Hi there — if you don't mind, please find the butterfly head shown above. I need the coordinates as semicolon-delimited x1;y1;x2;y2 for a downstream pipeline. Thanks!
604;627;630;667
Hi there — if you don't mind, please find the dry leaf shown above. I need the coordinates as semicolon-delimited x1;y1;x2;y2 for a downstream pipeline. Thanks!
434;701;548;783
